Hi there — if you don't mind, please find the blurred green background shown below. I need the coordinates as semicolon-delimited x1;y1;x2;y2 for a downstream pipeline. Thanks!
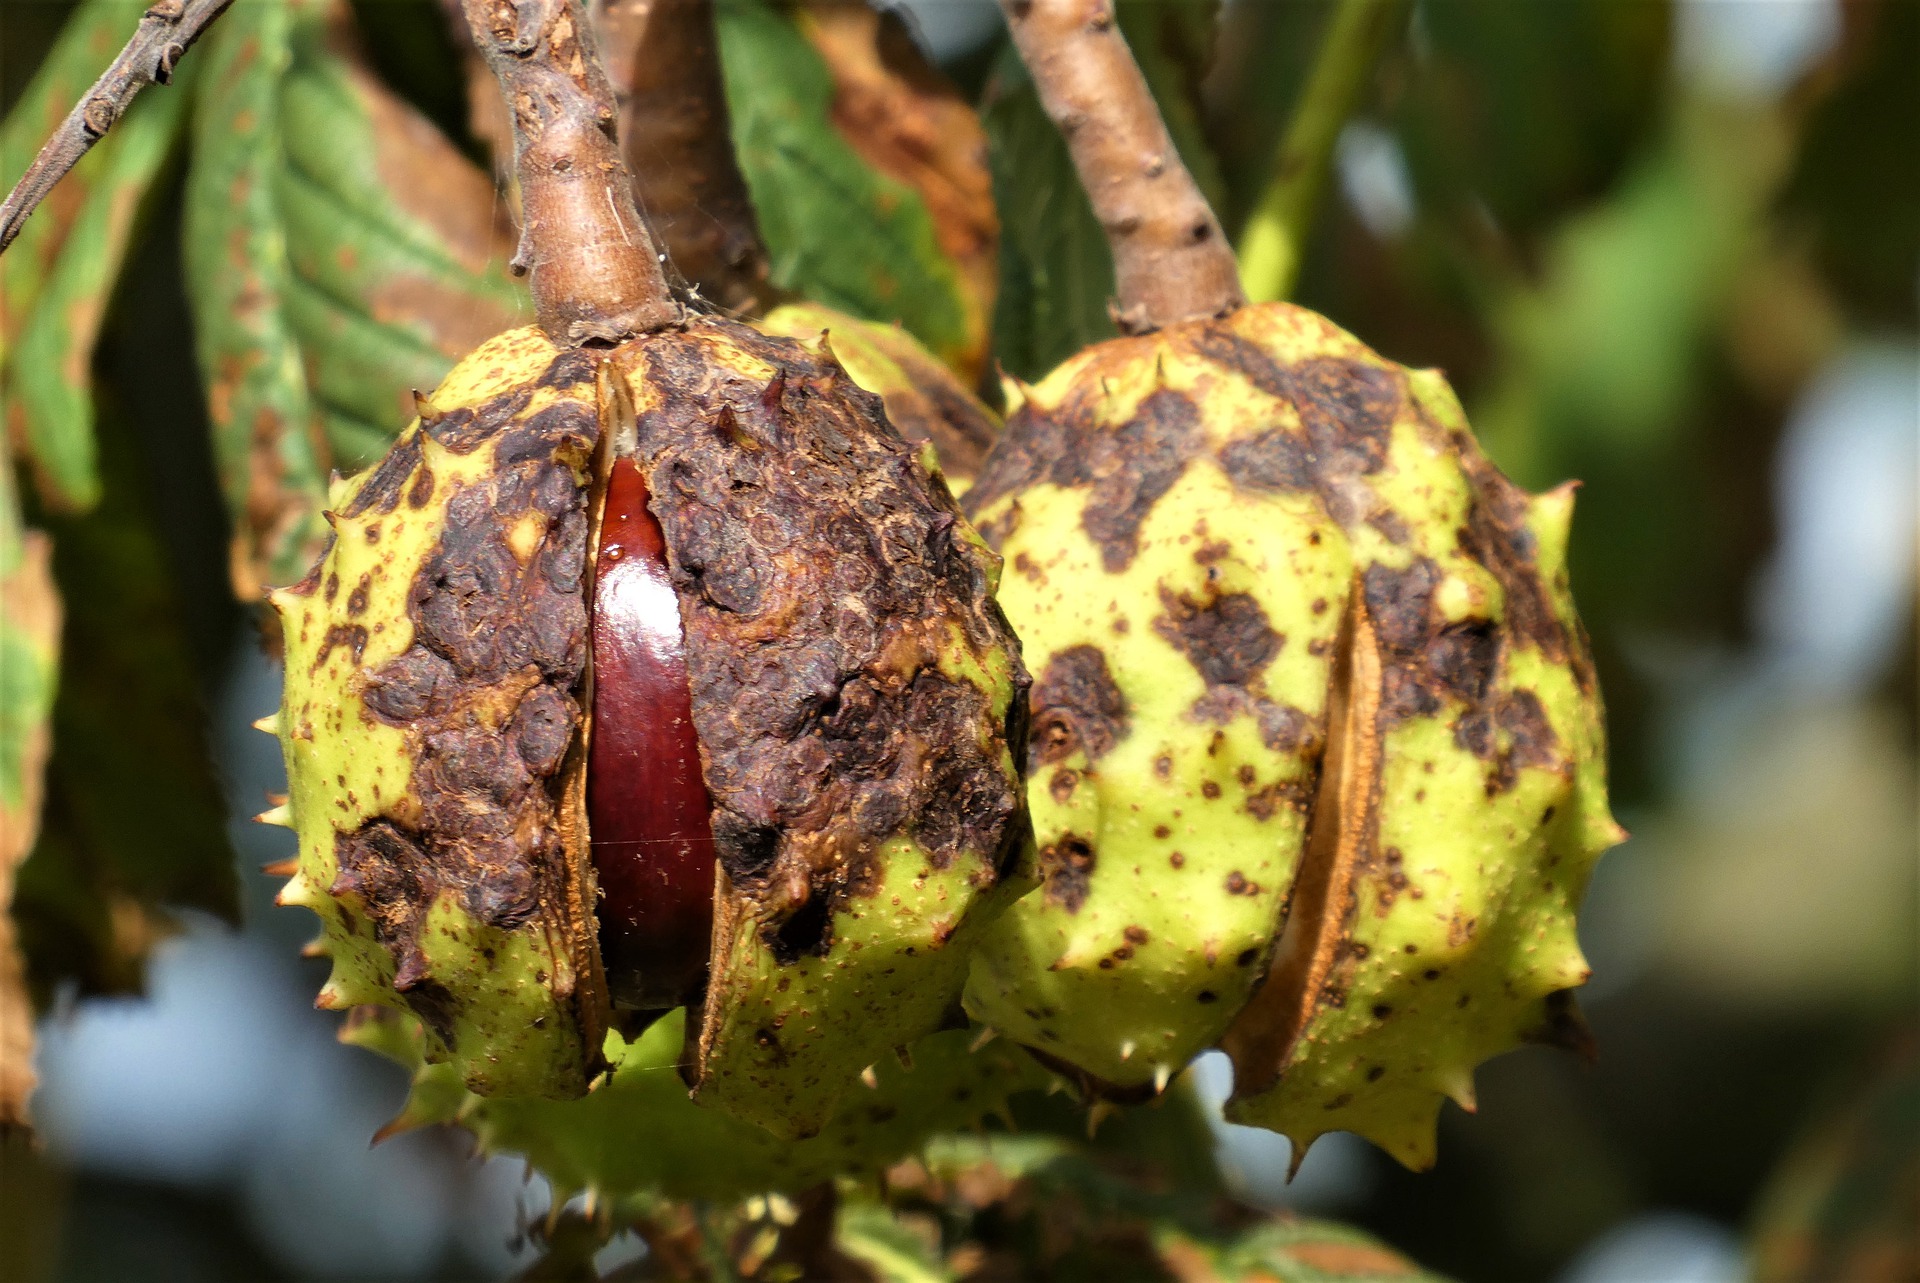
1;0;1914;1279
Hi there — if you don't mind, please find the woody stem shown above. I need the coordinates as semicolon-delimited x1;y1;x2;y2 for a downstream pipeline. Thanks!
461;0;677;344
997;0;1245;332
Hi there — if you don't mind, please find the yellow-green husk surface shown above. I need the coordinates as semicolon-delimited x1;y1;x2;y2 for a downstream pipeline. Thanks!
268;327;603;1100
961;300;1622;1167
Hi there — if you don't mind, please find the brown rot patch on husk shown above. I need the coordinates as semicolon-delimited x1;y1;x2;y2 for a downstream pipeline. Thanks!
422;385;535;455
339;382;601;1048
342;434;424;519
964;384;1201;570
1448;426;1588;690
1187;331;1401;478
1030;645;1130;767
857;335;1002;487
1361;561;1562;795
613;318;1027;940
1189;331;1406;525
1038;834;1096;913
1153;585;1282;688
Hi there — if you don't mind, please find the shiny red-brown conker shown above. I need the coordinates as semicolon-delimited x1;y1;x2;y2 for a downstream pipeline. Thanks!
587;457;716;1010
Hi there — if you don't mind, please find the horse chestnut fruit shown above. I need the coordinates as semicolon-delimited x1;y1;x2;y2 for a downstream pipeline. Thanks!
266;317;1030;1136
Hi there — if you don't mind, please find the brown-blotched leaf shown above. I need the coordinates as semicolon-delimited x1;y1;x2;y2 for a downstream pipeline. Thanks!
716;0;983;380
186;0;523;598
793;0;997;380
0;522;60;1134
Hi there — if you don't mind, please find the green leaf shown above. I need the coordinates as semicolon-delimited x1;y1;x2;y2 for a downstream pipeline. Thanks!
1204;0;1347;233
982;5;1228;382
275;12;525;467
1392;0;1672;242
1780;0;1920;329
980;42;1113;383
13;387;236;1002
1191;1218;1454;1282
183;0;330;599
0;520;58;846
0;515;58;1133
4;74;191;513
716;0;974;374
185;0;525;596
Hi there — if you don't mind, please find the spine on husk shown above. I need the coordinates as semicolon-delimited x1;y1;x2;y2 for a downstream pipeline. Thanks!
958;0;1622;1168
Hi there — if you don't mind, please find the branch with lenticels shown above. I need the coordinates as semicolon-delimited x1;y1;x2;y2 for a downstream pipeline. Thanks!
0;0;234;257
996;0;1245;333
459;0;678;343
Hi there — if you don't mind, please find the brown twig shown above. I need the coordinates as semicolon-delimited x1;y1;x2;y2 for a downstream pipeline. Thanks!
605;0;773;313
997;0;1244;333
0;0;234;257
461;0;677;343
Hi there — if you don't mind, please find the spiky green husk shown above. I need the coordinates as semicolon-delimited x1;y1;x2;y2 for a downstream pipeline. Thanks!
960;305;1352;1094
608;321;1030;1138
1217;368;1619;1170
346;1006;1045;1209
270;327;602;1100
961;301;1620;1166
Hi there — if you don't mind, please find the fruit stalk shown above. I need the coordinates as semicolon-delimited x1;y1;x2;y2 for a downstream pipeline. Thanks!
459;0;677;342
995;0;1244;332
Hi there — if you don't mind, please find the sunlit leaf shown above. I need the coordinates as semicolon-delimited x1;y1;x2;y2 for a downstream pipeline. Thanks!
276;7;524;471
790;0;998;381
185;0;524;597
717;0;977;376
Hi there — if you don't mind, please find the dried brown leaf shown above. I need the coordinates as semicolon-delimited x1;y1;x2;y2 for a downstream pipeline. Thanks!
1;532;61;1134
795;1;998;378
